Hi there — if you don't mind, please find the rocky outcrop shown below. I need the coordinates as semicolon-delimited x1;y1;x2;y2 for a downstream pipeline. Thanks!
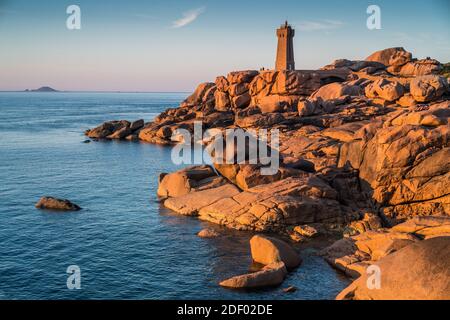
338;101;450;224
336;236;450;300
35;197;81;211
85;119;144;140
84;49;449;297
153;98;448;233
365;47;443;78
139;49;449;238
366;47;413;73
410;75;448;102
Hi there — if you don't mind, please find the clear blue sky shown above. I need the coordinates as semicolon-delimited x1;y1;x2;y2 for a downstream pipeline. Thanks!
0;0;449;91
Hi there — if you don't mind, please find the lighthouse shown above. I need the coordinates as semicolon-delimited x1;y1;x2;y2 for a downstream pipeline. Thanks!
275;21;295;71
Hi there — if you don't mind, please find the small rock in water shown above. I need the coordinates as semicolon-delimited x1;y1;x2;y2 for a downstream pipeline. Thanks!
219;262;287;289
35;197;81;211
283;286;297;293
197;228;220;238
250;235;302;269
82;139;91;143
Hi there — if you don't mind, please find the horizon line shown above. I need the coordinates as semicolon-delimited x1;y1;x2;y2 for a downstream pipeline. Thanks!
0;90;192;94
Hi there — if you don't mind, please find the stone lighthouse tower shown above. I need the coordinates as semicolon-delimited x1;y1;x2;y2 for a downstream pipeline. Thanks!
275;21;295;71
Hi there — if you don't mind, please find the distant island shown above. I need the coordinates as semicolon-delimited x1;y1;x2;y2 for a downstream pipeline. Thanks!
25;86;59;92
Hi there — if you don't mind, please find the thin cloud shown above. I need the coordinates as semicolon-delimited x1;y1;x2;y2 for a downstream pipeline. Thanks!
296;19;344;32
172;7;205;28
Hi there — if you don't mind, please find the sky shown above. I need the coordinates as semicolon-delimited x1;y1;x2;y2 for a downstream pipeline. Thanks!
0;0;449;92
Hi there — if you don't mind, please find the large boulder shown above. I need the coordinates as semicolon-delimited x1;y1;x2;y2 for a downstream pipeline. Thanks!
321;59;386;73
250;235;301;269
215;76;230;92
157;165;222;198
366;47;412;71
139;124;173;145
85;120;130;139
398;59;442;77
137;119;197;145
130;119;144;131
182;82;215;107
228;83;249;97
163;183;241;216
227;70;259;85
219;262;287;288
249;71;278;98
297;99;318;117
364;78;405;101
235;166;299;191
256;95;298;113
202;85;216;104
107;126;132;139
214;91;231;111
214;163;304;191
232;92;251;109
311;82;362;100
410;75;448;102
35;197;81;211
196;176;345;232
336;237;450;300
272;70;322;96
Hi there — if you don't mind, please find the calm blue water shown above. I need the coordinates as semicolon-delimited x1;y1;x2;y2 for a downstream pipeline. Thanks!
0;92;349;300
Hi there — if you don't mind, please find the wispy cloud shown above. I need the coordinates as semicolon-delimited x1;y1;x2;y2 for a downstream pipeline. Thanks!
172;7;205;28
296;19;344;32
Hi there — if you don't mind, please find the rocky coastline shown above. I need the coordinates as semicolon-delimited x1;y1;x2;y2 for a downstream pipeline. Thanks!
86;47;450;299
